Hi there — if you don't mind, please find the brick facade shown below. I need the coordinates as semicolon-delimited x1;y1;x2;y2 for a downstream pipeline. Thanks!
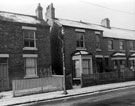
46;3;135;88
0;20;51;90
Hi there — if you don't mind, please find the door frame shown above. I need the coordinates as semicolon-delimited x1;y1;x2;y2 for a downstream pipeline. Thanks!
0;58;9;91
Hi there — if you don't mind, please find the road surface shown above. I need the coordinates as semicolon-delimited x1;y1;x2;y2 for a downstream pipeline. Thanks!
20;86;135;106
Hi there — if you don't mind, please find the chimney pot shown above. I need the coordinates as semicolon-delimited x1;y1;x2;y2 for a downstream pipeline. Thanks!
36;3;43;19
45;3;55;20
101;18;110;28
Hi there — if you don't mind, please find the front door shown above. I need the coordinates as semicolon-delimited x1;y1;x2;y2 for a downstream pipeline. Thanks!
0;58;9;91
96;58;103;73
73;60;81;78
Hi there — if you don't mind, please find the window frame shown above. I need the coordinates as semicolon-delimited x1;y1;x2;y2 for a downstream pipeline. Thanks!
130;60;135;66
76;32;85;48
129;41;134;51
95;34;101;50
82;59;91;75
23;30;36;48
108;39;113;50
24;57;38;78
119;40;124;50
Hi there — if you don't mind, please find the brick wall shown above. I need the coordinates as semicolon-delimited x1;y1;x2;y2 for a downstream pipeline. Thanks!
51;23;134;88
0;21;51;89
63;27;96;75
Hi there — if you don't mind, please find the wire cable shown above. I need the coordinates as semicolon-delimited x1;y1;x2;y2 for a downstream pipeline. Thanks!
79;0;135;15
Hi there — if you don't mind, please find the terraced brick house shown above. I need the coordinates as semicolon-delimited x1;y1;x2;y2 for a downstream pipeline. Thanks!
0;4;51;91
46;4;135;88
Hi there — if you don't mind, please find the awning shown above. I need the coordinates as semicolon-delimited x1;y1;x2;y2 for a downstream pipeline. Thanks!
129;53;135;60
111;52;126;60
72;50;92;56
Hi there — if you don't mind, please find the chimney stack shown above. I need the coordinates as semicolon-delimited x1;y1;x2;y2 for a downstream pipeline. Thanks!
36;3;43;20
101;18;110;28
45;3;55;20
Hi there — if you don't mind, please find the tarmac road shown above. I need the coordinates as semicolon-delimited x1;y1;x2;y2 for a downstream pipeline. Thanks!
21;86;135;106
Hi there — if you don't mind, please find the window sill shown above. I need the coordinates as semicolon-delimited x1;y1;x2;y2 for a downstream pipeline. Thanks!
76;47;86;51
23;47;38;51
108;49;114;52
130;50;135;52
73;77;81;80
119;50;125;52
96;49;102;51
24;75;39;79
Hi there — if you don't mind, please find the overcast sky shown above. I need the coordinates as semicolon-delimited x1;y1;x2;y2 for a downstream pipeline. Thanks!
0;0;134;30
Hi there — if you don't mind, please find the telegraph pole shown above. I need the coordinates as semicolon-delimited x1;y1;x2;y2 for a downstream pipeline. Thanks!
60;27;68;95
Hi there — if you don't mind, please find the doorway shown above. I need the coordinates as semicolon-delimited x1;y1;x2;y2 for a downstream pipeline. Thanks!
0;58;9;91
96;58;103;73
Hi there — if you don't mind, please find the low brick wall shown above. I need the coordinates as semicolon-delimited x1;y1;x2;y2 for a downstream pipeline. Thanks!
12;75;63;97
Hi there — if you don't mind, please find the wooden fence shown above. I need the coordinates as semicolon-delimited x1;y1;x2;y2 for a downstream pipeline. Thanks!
12;75;64;97
81;71;135;87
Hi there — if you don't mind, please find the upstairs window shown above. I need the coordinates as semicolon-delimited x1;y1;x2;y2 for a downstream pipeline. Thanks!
96;34;101;50
108;40;113;50
129;41;134;50
76;32;85;48
119;41;124;50
23;30;36;48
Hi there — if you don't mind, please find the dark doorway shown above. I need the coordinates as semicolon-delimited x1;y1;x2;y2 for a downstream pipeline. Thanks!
96;58;103;73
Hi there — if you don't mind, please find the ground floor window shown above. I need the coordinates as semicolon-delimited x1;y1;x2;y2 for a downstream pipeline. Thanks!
82;59;91;74
0;58;8;64
72;51;93;78
24;58;37;78
130;60;135;71
113;60;126;72
120;60;125;68
130;60;135;66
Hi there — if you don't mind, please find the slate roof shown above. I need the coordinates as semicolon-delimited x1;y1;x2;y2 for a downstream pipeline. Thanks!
55;18;135;40
0;11;48;25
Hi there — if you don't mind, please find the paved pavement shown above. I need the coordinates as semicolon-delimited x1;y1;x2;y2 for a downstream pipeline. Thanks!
25;85;135;106
0;81;135;106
